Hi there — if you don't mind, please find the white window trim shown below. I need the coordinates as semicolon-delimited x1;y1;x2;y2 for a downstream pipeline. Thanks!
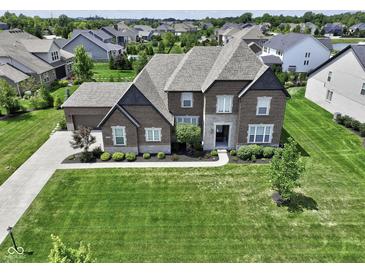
112;126;127;146
216;95;233;113
256;97;272;116
247;124;274;144
181;92;193;108
175;116;199;125
145;127;162;142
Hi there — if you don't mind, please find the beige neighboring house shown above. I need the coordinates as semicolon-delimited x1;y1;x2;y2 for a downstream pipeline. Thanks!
63;37;289;154
0;29;74;95
173;22;198;36
305;44;365;123
220;26;268;46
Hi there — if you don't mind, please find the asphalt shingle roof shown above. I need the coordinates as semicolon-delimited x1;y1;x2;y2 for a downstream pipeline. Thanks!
0;63;29;83
62;82;132;108
165;46;222;91
352;44;365;69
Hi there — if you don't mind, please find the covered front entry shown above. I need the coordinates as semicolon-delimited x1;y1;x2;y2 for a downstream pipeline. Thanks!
215;124;230;148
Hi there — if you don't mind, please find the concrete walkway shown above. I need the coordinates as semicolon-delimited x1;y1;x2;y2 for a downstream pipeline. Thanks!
0;131;228;244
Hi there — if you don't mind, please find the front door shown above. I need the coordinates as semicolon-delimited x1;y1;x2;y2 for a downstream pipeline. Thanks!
215;125;229;148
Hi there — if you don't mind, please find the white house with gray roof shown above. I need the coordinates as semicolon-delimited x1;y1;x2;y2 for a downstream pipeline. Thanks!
305;44;365;122
261;33;331;73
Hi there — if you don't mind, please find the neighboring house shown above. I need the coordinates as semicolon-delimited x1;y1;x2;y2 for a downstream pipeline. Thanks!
173;22;198;36
156;23;175;34
300;22;318;35
216;23;255;44
323;23;344;36
101;26;137;46
305;44;365;123
0;63;29;95
62;37;289;154
71;29;113;43
230;26;269;46
63;32;123;61
349;23;365;33
201;22;214;30
0;29;73;94
133;25;155;41
0;22;9;30
261;33;331;73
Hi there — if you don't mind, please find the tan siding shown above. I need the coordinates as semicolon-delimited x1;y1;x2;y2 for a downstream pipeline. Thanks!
237;90;286;146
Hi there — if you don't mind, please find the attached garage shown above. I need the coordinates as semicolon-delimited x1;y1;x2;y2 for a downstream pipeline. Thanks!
72;114;105;129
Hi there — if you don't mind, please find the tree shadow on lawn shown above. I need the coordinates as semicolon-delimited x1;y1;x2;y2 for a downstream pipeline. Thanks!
280;128;310;157
273;192;318;213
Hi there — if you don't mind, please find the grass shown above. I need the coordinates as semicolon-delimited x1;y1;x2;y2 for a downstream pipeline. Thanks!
92;62;136;82
1;88;365;262
0;109;63;186
331;37;365;44
50;85;79;101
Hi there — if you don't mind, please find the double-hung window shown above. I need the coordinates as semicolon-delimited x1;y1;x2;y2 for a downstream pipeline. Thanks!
327;71;332;82
326;90;333;101
248;124;273;144
181;92;193;108
112;126;126;145
51;51;59;61
216;95;233;113
145;128;162;142
361;83;365;95
176;116;199;125
256;97;271;115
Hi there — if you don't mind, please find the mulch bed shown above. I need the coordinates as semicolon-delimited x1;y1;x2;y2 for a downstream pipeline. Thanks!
63;151;218;164
228;154;271;164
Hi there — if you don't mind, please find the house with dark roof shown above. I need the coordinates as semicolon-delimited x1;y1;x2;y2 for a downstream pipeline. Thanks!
323;23;344;36
305;44;365;123
0;29;74;95
0;22;9;30
101;26;137;46
261;33;331;72
62;36;289;153
156;23;175;34
63;32;123;61
132;25;155;41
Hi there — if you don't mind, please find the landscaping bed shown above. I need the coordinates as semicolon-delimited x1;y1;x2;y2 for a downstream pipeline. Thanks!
62;150;218;164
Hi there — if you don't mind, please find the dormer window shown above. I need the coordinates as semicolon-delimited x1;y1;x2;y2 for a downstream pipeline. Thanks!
51;51;59;61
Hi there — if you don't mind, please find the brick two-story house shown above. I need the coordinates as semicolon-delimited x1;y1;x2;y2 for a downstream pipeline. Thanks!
62;37;289;153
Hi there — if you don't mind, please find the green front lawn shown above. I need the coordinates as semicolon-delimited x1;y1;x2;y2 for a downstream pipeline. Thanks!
331;37;365;44
50;85;79;102
92;62;136;82
1;88;365;262
0;109;63;186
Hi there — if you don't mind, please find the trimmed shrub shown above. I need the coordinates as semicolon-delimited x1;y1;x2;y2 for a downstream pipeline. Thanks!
360;123;365;137
80;151;94;163
343;115;353;128
210;150;218;157
92;146;103;158
125;152;136;162
100;152;111;161
263;146;275;158
171;154;179;161
194;142;203;151
237;145;264;160
230;149;237;156
143;153;151;159
157;152;165;159
251;155;257;162
351;119;361;131
112;152;125;161
58;80;69;87
53;96;62;109
250;145;263;158
335;114;345;125
59;116;67;130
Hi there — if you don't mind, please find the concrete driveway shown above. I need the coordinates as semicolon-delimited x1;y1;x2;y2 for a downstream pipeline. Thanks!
0;131;103;244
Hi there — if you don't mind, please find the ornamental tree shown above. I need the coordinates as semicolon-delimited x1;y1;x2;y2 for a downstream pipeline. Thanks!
48;234;95;263
176;123;201;153
72;45;94;82
0;79;19;114
270;137;305;201
70;126;96;154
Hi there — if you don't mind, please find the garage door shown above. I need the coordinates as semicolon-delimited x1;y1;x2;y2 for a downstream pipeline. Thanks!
72;115;104;129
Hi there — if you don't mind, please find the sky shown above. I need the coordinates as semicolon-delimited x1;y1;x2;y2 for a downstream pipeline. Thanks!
0;10;356;19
